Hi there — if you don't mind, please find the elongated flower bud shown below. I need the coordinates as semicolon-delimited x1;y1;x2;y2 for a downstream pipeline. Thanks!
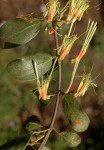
38;79;50;100
44;0;60;22
34;62;51;100
59;35;77;60
76;20;97;61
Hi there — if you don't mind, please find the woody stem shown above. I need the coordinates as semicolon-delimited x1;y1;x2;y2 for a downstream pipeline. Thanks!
38;27;61;150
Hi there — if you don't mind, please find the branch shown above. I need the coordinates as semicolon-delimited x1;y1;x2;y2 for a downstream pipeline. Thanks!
38;28;61;150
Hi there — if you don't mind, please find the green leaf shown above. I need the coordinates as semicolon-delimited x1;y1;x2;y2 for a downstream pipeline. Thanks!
0;18;41;49
71;111;90;133
62;94;90;132
7;53;52;81
60;131;81;147
0;133;32;150
24;115;41;132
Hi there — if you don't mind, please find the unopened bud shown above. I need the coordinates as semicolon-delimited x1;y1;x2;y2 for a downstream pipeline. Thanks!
38;79;50;100
34;62;51;100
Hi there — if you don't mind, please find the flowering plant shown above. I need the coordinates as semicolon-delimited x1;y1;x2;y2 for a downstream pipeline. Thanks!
0;0;97;149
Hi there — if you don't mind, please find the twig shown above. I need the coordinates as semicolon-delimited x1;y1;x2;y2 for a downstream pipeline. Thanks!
38;28;61;150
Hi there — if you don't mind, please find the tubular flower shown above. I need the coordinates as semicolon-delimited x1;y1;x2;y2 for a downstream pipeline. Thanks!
44;0;60;22
34;62;51;100
66;0;89;22
59;35;77;60
38;78;51;100
76;20;97;61
65;20;97;93
75;72;97;97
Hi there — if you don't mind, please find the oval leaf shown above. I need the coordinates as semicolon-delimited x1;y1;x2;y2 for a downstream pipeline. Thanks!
71;111;90;132
60;131;81;147
0;133;32;150
0;18;41;49
62;94;90;132
7;53;52;81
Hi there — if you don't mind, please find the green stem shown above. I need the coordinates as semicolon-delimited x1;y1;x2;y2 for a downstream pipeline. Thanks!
66;60;79;93
48;57;57;79
68;20;74;37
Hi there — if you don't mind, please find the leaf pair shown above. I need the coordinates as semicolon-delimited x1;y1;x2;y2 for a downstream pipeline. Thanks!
61;94;90;148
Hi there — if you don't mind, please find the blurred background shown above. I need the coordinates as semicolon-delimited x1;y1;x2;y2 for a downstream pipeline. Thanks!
0;0;104;149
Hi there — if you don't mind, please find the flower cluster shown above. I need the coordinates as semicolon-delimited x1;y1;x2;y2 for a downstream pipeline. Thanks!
66;20;97;93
